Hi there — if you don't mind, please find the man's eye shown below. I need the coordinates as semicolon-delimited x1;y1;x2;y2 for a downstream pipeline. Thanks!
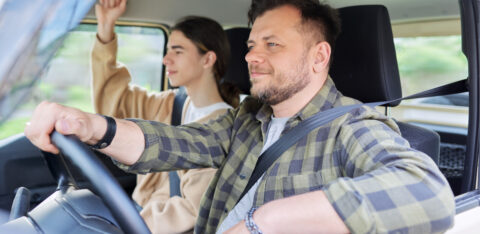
247;45;254;51
267;42;278;47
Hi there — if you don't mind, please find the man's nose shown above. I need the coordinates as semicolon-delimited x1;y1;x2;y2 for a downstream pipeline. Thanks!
245;47;265;65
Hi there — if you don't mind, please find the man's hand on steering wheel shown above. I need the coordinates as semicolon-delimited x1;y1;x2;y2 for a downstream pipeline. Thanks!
24;101;106;154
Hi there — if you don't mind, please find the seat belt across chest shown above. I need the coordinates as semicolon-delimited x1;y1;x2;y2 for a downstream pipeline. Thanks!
237;78;469;204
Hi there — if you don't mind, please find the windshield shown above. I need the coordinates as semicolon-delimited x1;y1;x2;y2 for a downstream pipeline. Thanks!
0;0;95;126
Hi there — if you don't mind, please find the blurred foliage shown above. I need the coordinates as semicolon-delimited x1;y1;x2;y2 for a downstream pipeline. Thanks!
0;24;165;140
38;82;55;99
63;85;94;113
0;117;29;139
56;24;164;64
395;36;468;95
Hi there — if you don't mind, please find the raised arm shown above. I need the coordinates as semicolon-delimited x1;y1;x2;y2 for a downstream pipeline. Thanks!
92;0;174;121
95;0;126;44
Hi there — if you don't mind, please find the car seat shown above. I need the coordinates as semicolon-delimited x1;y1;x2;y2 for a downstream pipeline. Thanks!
222;27;252;95
330;5;440;164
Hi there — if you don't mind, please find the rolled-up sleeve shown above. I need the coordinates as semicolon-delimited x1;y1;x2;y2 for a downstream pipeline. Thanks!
322;119;455;233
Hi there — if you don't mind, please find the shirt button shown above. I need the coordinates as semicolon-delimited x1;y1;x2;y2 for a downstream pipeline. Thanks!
239;174;246;180
224;208;228;213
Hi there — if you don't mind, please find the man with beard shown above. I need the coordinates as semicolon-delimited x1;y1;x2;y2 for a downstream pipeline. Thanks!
25;0;455;233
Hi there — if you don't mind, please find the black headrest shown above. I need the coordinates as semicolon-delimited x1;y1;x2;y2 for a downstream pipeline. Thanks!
330;5;402;106
222;27;252;94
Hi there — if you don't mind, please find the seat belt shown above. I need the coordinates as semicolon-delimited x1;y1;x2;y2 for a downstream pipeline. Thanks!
169;87;187;197
237;78;468;204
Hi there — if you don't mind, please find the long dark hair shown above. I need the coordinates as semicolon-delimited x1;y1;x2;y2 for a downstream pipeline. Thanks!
172;16;240;108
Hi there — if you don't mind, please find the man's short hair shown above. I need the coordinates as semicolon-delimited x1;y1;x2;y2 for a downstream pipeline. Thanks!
247;0;341;50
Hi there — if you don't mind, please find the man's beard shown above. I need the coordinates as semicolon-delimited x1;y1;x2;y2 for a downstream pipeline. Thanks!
251;54;310;106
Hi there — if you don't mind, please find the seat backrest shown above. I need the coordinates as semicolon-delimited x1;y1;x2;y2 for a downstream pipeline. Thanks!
221;27;251;95
330;5;402;106
330;5;440;163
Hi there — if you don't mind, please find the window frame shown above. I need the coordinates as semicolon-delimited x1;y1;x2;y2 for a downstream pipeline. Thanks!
388;20;469;129
81;19;170;92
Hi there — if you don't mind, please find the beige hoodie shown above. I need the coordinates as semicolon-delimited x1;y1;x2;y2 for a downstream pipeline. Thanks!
91;34;226;233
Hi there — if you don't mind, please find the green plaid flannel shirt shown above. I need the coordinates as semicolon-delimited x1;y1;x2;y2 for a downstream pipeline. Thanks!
117;78;455;233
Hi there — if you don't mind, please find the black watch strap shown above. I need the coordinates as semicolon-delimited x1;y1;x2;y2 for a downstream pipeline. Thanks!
91;115;117;149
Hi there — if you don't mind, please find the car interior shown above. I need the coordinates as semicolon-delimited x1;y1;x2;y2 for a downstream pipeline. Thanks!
0;0;479;233
331;5;442;164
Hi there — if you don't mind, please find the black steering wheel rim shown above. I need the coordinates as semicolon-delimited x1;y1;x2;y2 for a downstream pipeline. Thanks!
50;131;150;234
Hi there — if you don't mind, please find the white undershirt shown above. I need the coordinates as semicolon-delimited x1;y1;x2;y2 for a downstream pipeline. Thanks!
216;116;290;233
184;101;233;124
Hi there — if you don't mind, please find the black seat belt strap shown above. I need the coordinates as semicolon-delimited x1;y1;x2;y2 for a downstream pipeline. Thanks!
171;86;187;126
169;87;187;197
237;78;468;204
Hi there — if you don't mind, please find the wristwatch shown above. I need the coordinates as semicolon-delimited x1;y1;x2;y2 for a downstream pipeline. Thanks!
90;115;117;149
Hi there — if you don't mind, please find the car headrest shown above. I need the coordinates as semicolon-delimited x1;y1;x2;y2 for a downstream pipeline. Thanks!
222;27;252;95
330;5;402;106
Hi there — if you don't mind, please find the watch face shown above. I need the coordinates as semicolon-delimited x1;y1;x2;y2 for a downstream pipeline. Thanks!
99;142;108;149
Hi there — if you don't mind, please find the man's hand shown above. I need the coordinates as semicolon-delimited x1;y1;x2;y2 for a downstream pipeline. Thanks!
224;191;349;233
24;101;105;154
25;101;145;165
95;0;127;43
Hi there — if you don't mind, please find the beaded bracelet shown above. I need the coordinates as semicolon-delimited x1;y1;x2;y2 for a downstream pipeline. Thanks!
245;207;263;234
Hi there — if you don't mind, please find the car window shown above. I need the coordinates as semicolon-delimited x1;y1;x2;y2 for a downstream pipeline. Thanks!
390;33;469;129
394;35;468;105
0;23;167;140
392;32;469;196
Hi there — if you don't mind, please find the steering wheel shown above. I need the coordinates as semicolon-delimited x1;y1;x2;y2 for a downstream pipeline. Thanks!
50;131;151;234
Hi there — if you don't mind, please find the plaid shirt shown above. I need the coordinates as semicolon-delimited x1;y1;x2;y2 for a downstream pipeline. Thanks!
118;77;455;233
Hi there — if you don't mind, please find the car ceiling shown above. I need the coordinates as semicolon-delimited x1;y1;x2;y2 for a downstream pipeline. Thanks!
86;0;460;26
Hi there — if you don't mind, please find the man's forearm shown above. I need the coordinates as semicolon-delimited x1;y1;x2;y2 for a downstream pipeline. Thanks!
96;117;145;165
254;190;349;233
71;113;145;165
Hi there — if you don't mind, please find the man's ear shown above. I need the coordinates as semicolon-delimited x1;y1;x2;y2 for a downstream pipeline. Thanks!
312;41;331;73
203;51;217;68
